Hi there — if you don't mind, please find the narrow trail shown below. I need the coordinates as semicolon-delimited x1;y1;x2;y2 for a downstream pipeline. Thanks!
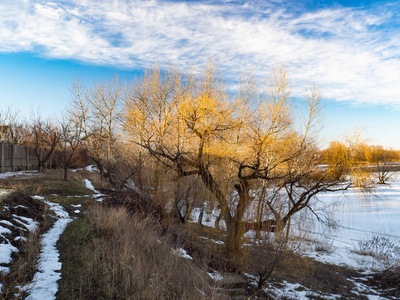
24;197;72;300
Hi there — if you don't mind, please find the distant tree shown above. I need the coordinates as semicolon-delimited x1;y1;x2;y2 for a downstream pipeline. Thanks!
369;146;399;184
70;76;121;181
26;115;60;171
57;116;83;181
0;107;26;144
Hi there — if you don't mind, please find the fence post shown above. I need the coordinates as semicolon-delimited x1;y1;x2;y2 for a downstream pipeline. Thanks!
0;142;4;173
11;143;15;172
26;147;29;171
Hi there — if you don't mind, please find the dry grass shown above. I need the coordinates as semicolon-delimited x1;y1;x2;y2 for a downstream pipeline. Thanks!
57;205;224;299
0;190;52;298
0;169;94;198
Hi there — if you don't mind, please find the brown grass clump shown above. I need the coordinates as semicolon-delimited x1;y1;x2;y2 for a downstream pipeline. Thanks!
57;205;223;299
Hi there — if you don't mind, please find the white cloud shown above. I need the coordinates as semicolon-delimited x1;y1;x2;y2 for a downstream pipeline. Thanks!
0;0;399;106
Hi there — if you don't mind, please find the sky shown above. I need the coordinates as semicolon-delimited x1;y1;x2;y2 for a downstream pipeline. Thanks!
0;0;399;149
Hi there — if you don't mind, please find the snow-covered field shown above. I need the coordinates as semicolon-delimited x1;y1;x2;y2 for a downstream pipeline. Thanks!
302;177;400;271
191;175;400;299
192;174;400;273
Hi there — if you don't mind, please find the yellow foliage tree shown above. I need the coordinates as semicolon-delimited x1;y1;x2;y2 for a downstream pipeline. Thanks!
123;63;370;255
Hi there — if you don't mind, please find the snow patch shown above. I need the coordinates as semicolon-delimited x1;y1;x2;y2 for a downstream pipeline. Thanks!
266;280;341;300
0;171;38;179
171;248;193;260
207;271;224;281
0;242;18;265
83;179;98;193
0;220;13;227
13;215;38;231
0;226;12;235
84;165;98;172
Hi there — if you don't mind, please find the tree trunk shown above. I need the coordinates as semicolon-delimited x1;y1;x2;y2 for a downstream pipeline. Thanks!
64;166;68;181
225;216;244;255
198;204;204;226
214;211;222;230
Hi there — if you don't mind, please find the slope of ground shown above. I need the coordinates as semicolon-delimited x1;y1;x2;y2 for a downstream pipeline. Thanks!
0;169;399;299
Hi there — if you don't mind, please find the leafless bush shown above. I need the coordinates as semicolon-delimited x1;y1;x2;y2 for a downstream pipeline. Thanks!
354;236;400;266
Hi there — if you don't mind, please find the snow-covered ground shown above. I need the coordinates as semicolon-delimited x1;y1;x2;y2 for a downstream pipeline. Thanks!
23;196;72;300
301;177;400;271
193;175;400;299
0;200;38;275
83;179;106;202
191;174;400;273
0;171;38;179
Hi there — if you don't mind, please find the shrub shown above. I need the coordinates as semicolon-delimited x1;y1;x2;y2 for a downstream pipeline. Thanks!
354;236;400;266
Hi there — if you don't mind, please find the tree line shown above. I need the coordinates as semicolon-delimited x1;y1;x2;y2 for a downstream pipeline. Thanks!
1;63;399;256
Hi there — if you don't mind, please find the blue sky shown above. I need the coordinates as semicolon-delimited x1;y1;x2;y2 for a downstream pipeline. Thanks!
0;0;399;149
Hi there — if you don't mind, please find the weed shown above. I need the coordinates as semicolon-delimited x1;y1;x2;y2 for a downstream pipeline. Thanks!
354;236;400;266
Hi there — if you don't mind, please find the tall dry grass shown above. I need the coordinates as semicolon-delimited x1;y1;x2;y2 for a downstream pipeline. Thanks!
58;205;223;299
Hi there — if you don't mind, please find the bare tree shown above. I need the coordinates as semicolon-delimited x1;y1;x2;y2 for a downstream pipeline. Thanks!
26;115;60;171
0;107;26;144
369;146;399;184
58;115;83;181
70;76;121;181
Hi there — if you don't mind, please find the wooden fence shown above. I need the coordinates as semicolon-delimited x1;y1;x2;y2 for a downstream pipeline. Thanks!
0;142;39;173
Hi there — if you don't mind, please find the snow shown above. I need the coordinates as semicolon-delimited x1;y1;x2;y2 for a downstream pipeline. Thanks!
190;206;226;229
71;204;81;208
347;277;389;300
24;199;72;300
298;177;400;271
12;215;38;231
0;204;40;277
199;236;224;245
125;179;141;194
207;271;224;281
266;280;341;300
0;220;13;227
84;165;98;172
0;242;17;265
0;189;11;197
0;171;38;179
14;205;28;209
171;248;193;260
0;226;12;235
74;210;80;213
82;179;106;201
83;179;98;193
187;174;400;277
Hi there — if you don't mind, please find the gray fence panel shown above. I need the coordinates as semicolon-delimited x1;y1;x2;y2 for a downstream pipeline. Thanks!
0;142;39;172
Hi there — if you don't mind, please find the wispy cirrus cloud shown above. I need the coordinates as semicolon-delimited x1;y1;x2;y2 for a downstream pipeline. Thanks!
0;0;399;106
